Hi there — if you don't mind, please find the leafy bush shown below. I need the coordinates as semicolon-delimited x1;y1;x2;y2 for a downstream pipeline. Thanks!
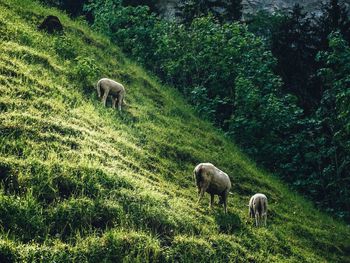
40;0;88;16
73;55;100;91
313;32;350;217
176;0;242;23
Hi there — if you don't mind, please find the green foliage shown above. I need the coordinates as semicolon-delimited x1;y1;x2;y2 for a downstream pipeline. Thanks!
73;55;100;90
317;0;350;46
40;0;88;16
313;32;350;217
176;0;242;23
85;0;159;67
245;1;350;220
190;86;225;122
122;0;159;13
270;4;322;110
246;11;284;42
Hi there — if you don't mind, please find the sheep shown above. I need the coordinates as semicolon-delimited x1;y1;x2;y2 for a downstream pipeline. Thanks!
194;163;232;214
96;78;127;111
249;193;268;227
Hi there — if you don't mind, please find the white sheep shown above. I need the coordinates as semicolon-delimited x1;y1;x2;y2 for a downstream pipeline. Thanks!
96;78;126;111
194;163;232;214
249;193;268;227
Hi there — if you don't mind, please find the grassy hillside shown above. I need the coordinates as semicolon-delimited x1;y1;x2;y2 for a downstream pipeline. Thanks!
0;0;349;262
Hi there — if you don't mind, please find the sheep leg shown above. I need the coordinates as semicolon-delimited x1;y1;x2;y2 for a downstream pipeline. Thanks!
117;92;124;111
101;87;109;107
218;196;224;205
197;190;203;203
263;199;267;226
210;194;214;209
112;97;117;109
249;207;254;218
197;188;205;203
259;214;262;227
197;182;208;204
255;212;259;227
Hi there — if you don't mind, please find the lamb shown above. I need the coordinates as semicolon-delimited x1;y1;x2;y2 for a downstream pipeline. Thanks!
194;163;232;214
96;78;127;111
249;193;268;227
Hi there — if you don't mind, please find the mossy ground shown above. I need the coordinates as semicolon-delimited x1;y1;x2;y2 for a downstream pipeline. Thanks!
0;0;349;262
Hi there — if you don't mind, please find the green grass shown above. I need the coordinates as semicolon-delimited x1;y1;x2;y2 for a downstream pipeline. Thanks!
0;0;349;262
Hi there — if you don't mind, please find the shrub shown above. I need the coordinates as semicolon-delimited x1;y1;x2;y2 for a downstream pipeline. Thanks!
73;55;100;91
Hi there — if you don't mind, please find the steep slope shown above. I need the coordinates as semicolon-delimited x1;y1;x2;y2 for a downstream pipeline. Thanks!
0;0;349;262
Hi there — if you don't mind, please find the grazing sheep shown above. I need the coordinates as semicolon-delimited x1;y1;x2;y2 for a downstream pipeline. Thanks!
249;193;268;227
194;163;232;214
96;78;127;111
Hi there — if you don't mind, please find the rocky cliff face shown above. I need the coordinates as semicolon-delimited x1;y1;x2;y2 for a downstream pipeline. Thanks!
242;0;326;17
242;0;324;13
156;0;328;20
156;0;178;19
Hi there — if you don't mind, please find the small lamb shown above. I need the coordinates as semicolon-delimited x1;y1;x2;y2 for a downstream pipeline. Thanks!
249;193;268;227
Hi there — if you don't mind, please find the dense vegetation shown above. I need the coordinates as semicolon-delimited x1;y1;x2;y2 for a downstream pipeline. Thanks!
71;0;350;221
176;0;243;23
0;0;349;261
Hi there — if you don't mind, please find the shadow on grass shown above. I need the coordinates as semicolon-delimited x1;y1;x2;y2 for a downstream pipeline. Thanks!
215;210;242;234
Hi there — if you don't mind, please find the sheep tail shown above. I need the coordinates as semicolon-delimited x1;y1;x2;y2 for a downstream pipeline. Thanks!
257;198;263;216
122;98;130;107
